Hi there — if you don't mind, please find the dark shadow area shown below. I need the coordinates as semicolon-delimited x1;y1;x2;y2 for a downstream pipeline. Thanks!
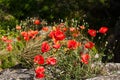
102;0;120;63
103;17;120;63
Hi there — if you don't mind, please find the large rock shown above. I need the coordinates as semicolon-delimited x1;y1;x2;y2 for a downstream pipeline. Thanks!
0;63;120;80
0;69;35;80
86;72;120;80
87;63;120;80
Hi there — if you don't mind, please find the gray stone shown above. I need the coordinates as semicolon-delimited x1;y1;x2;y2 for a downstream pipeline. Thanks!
0;69;35;80
0;63;120;80
87;63;120;80
86;72;120;80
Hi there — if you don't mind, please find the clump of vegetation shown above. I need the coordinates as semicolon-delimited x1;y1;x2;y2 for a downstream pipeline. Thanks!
0;18;110;79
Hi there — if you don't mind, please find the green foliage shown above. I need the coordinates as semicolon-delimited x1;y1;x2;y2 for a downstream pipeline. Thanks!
0;29;25;69
0;0;111;30
16;18;109;79
0;17;111;79
0;54;17;69
44;50;100;80
0;0;110;23
0;9;18;30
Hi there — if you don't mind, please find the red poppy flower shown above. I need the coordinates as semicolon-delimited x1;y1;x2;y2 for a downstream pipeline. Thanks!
70;27;76;32
35;66;45;79
33;30;39;35
49;31;57;44
36;73;45;79
53;43;61;49
21;32;30;41
67;40;78;49
35;66;45;74
80;25;85;29
28;30;38;39
81;53;90;64
16;25;21;30
1;36;12;43
21;30;38;41
5;39;12;43
27;32;33;38
99;26;108;34
42;27;49;32
62;27;67;32
6;43;13;51
49;29;65;41
34;19;40;25
24;36;30;41
54;29;65;41
85;41;94;49
49;31;55;38
88;29;97;37
29;30;32;36
34;55;44;65
21;31;28;37
1;36;8;42
72;33;79;37
41;41;50;53
46;57;57;65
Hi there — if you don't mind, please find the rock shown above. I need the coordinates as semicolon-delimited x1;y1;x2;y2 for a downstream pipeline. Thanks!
87;63;120;80
0;69;35;80
0;63;120;80
86;71;120;80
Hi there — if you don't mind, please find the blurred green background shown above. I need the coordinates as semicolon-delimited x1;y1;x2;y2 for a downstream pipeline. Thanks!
0;0;110;29
0;0;120;30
